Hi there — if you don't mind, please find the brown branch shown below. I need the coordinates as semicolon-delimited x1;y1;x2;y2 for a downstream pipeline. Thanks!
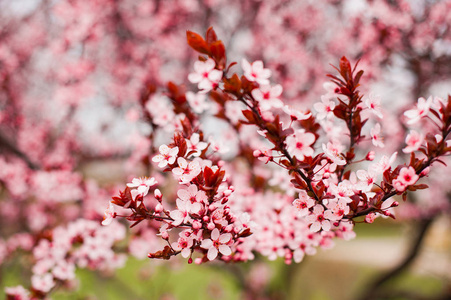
358;217;434;300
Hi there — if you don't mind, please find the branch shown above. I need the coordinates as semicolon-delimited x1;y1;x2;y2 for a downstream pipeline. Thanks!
0;131;39;170
358;217;435;300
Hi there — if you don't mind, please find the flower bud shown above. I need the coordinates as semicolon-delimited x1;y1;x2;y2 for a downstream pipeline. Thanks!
161;232;169;240
366;151;375;161
391;201;399;207
203;216;209;222
192;220;202;230
224;225;233;232
155;203;163;213
253;150;262;157
420;167;430;176
188;258;193;264
154;189;162;201
207;222;215;230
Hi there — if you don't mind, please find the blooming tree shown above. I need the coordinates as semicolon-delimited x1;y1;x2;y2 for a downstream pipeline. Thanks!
1;0;450;299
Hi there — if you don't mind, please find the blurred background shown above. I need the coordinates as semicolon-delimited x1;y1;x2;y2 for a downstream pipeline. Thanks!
0;0;450;299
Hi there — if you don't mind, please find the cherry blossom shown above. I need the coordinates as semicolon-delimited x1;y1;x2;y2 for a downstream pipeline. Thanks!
314;96;336;120
393;166;419;192
242;59;271;85
365;93;383;119
403;130;424;153
101;202;115;226
152;145;179;168
188;58;223;92
251;84;283;110
307;205;331;232
370;123;385;148
322;141;346;165
292;190;315;217
285;129;315;160
186;91;210;114
172;158;202;183
172;235;194;258
127;177;157;199
282;105;312;121
200;228;232;261
186;133;208;157
177;184;207;214
404;96;433;124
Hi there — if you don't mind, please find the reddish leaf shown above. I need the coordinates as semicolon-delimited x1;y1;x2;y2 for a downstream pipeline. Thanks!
209;41;226;69
186;31;210;55
205;27;218;44
339;56;352;81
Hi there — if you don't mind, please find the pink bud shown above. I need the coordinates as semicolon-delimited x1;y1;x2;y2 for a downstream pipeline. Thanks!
221;197;229;204
208;204;216;211
154;189;162;201
192;220;202;229
155;203;163;213
391;201;399;207
366;151;375;161
195;258;202;265
188;258;193;264
420;167;430;176
224;225;233;232
253;150;262;157
218;160;225;167
365;212;376;223
203;216;209;222
207;223;215;230
161;232;169;240
223;189;232;197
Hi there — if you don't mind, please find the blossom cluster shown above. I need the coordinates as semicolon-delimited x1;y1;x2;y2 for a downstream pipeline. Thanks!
103;28;450;267
6;220;126;299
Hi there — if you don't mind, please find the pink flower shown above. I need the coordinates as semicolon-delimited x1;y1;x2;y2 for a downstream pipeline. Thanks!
5;286;30;300
313;159;337;181
313;96;335;120
322;141;346;165
402;130;424;153
171;236;194;258
404;96;432;124
177;184;207;214
365;93;383;119
172;157;201;183
370;123;385;148
31;273;55;293
251;84;283;110
152;145;179;168
286;129;315;160
186;133;208;157
393;166;419;191
201;228;232;261
356;169;377;192
170;199;192;226
324;199;349;221
282;105;312;121
292;190;315;217
127;177;157;199
102;202;115;226
186;91;209;113
188;58;222;92
371;152;397;174
307;205;331;232
365;212;377;223
242;59;271;85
